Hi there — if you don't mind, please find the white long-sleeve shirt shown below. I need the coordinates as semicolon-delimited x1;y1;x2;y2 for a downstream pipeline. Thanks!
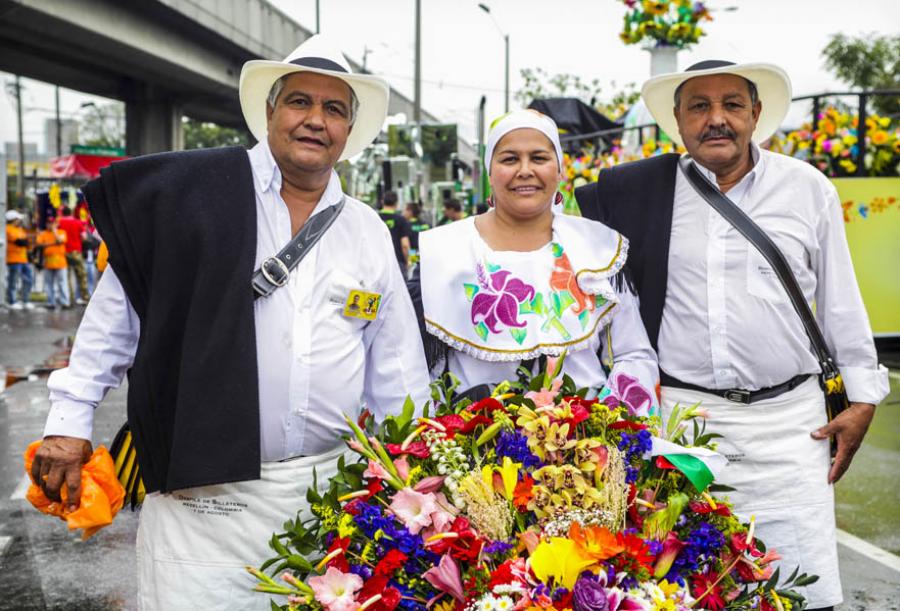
658;144;889;404
45;142;432;460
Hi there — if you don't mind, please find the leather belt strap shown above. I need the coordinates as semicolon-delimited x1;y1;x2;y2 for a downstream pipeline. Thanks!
660;370;811;405
252;196;346;299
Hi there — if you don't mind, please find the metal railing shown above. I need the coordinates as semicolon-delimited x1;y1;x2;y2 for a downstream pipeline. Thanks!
558;89;900;177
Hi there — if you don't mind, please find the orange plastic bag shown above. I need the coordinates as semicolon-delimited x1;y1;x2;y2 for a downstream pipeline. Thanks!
23;440;126;540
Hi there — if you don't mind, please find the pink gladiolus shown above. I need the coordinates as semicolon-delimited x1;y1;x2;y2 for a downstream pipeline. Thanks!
389;488;438;534
423;554;466;602
363;459;391;481
393;455;410;482
346;439;366;454
653;532;686;578
525;378;563;408
308;566;362;611
413;475;445;494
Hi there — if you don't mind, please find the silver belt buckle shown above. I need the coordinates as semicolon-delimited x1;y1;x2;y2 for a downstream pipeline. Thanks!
724;389;751;404
260;257;290;287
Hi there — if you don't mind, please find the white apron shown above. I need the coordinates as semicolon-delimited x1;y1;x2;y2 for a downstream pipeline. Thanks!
137;445;348;610
661;377;842;608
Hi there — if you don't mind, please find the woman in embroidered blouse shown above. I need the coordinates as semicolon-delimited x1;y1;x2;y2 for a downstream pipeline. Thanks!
415;109;658;407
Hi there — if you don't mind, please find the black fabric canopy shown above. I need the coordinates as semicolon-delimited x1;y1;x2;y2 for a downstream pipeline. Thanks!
527;98;621;149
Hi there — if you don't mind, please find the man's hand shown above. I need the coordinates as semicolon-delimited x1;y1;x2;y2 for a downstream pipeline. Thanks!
811;402;875;484
30;436;92;511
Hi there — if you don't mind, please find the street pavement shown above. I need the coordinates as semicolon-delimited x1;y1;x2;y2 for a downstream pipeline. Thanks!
1;306;898;610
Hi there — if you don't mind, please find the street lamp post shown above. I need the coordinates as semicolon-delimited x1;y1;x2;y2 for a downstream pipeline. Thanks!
478;3;509;113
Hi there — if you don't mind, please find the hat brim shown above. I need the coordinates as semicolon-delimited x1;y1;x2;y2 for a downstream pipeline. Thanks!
641;63;792;147
239;61;390;161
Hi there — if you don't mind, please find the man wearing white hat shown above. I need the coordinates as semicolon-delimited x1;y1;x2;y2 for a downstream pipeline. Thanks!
30;35;430;609
576;61;889;610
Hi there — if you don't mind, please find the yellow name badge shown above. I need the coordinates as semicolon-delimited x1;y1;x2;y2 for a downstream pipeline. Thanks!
343;290;381;321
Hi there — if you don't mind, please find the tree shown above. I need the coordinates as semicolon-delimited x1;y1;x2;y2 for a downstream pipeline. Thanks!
822;33;900;117
80;102;125;148
182;118;251;149
515;68;639;120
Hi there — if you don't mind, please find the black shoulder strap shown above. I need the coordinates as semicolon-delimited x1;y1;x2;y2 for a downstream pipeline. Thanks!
678;156;840;379
252;196;345;299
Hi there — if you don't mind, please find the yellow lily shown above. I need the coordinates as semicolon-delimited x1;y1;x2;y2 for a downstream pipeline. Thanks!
529;538;596;590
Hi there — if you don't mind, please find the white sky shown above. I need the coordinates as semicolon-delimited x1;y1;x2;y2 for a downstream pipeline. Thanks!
3;0;899;152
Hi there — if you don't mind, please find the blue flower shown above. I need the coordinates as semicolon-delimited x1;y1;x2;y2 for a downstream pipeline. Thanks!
496;430;542;468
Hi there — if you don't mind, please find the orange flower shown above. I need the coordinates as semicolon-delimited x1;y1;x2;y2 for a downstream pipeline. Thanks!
569;522;624;561
513;474;535;510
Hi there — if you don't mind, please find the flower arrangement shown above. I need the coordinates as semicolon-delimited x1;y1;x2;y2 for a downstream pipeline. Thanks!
618;0;713;49
560;139;684;213
769;107;900;178
250;359;814;610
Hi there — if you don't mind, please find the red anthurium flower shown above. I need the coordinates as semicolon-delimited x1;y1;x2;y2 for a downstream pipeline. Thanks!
385;441;430;458
358;576;402;611
428;516;483;562
729;533;763;558
608;420;648;431
326;536;351;572
562;397;592;425
488;559;518;588
374;549;408;577
655;456;676;470
459;414;492;434
433;414;467;438
467;397;504;413
688;500;732;517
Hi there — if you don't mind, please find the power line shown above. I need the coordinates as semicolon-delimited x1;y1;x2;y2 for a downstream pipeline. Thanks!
380;72;507;93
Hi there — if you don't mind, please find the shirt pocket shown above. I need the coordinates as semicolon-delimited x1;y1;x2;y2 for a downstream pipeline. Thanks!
745;241;807;305
325;269;376;333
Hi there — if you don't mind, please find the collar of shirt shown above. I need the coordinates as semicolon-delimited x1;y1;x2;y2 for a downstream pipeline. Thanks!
247;140;344;216
689;141;763;205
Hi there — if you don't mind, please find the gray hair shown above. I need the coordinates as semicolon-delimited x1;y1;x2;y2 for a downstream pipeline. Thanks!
674;76;759;109
266;74;359;125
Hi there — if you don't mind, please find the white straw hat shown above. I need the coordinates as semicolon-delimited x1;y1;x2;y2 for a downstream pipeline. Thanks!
239;34;390;161
641;60;792;147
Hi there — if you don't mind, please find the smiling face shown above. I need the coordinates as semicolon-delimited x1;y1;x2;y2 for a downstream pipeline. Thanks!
266;71;354;176
673;73;761;173
489;128;562;222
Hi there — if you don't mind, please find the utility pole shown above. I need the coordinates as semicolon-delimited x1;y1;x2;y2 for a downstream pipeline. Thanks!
504;34;510;112
362;45;371;73
14;75;25;206
413;0;421;125
315;0;320;33
55;85;62;156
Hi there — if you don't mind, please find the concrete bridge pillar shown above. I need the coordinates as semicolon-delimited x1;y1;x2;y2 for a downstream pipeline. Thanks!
124;82;184;156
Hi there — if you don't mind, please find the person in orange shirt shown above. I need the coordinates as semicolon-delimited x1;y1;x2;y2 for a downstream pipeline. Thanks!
5;209;34;310
37;217;70;309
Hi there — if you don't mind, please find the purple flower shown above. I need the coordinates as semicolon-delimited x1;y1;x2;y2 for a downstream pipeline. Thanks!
471;266;535;334
572;575;609;611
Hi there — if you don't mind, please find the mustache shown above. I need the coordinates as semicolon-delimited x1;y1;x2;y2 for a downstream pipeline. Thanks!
700;126;736;142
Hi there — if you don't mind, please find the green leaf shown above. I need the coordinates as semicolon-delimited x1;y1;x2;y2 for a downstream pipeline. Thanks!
531;293;546;315
270;534;289;557
286;554;313;572
551;242;564;257
475;321;489;341
509;327;528;345
463;283;479;301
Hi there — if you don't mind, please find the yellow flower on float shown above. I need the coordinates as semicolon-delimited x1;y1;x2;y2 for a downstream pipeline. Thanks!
839;159;857;174
842;134;857;147
529;538;596;590
871;130;889;146
642;0;669;16
879;116;891;128
893;140;900;154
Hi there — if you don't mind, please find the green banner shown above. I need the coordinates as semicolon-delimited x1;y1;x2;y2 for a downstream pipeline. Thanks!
663;453;714;492
70;144;126;157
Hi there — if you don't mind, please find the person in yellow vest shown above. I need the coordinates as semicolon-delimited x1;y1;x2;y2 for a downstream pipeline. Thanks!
36;217;70;309
5;209;34;310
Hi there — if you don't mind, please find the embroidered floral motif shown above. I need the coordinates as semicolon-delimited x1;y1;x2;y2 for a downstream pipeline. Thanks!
469;262;535;341
549;246;594;315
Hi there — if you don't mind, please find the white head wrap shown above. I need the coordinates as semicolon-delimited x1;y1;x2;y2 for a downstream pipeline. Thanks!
484;109;564;174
